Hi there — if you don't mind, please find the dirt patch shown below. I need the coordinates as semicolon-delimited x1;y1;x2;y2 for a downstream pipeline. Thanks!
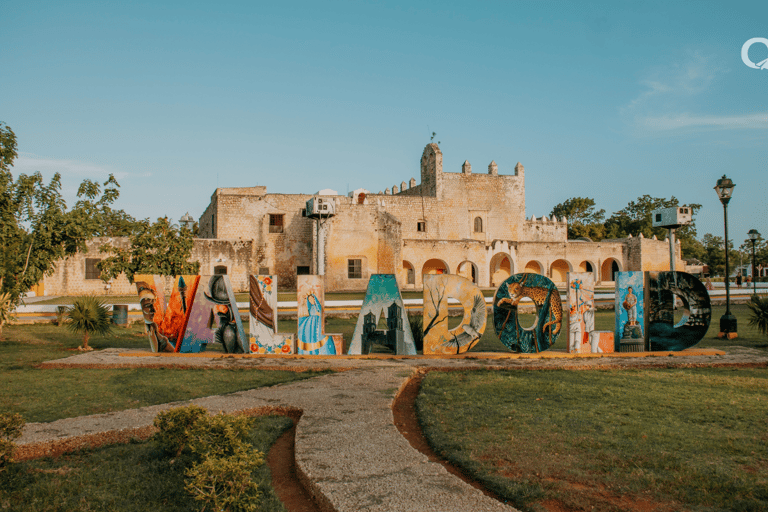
267;409;324;512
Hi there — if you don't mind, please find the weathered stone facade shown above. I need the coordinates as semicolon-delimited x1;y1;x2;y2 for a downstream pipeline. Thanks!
194;143;681;292
41;144;682;295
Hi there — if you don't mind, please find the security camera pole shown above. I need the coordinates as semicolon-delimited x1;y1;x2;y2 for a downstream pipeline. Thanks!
306;196;336;276
651;206;692;274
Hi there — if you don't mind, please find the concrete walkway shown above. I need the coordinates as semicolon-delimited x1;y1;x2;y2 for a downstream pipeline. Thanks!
17;348;768;511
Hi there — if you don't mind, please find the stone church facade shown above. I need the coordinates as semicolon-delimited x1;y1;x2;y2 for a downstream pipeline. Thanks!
41;143;680;296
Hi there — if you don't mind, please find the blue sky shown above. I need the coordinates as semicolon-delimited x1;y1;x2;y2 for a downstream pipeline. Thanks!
3;1;767;249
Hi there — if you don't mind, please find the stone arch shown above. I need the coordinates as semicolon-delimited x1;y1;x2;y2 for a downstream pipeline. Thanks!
600;258;622;282
402;260;415;286
490;253;513;287
524;260;543;274
578;260;596;273
422;258;449;276
550;259;571;283
457;260;478;284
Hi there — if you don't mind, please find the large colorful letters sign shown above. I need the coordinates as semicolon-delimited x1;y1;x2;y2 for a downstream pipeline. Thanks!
493;273;562;353
179;275;247;354
647;271;711;351
296;275;337;355
422;274;487;355
249;275;294;354
349;274;416;355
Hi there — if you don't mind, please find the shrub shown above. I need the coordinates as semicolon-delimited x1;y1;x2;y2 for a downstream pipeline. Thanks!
66;296;113;350
184;447;264;512
153;404;209;458
188;413;255;459
0;413;24;474
747;295;768;336
154;406;265;512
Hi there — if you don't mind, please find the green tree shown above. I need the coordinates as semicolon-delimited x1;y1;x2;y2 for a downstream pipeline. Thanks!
700;233;740;278
0;122;123;308
738;234;767;278
549;197;606;240
66;296;113;351
98;216;200;284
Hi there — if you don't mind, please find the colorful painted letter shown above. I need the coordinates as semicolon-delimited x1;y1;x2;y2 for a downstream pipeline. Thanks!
422;274;487;355
647;271;711;351
296;275;336;355
615;271;646;352
249;275;293;354
493;273;562;353
349;274;416;355
567;272;604;354
179;275;247;354
134;275;200;353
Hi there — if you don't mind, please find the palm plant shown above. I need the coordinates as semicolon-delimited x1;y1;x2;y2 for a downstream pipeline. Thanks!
747;295;768;336
66;296;113;350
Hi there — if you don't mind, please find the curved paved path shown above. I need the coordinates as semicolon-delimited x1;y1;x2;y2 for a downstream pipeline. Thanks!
18;347;767;511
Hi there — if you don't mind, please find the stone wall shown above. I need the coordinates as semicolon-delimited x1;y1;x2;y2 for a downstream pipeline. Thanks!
44;237;134;296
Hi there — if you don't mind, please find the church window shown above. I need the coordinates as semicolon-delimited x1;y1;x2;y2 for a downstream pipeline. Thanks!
348;259;362;279
474;217;483;233
269;214;284;233
417;221;426;232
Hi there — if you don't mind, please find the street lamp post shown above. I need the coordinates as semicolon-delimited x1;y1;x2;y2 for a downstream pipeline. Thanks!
714;175;737;339
748;229;760;295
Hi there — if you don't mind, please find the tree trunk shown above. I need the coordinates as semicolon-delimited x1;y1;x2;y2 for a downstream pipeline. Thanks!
83;331;90;350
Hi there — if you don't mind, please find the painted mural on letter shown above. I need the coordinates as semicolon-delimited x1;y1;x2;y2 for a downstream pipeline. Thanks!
249;275;293;354
615;272;646;352
648;271;711;351
348;274;416;355
493;273;562;353
422;274;487;355
134;275;171;353
296;275;336;355
567;272;595;353
179;275;247;354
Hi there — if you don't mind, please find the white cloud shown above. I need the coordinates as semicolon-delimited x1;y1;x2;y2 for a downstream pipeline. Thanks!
639;112;768;131
12;153;151;180
624;51;722;114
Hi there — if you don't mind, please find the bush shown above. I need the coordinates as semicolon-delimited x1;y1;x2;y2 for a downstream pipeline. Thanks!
747;295;768;336
0;413;24;474
153;406;265;512
188;413;255;459
184;447;264;512
153;404;209;457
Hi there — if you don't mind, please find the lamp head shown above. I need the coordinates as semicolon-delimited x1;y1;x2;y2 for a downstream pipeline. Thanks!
748;229;760;241
714;175;735;205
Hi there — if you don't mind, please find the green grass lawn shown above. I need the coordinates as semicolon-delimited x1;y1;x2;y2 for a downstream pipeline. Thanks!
0;322;328;423
0;415;293;512
417;367;768;512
